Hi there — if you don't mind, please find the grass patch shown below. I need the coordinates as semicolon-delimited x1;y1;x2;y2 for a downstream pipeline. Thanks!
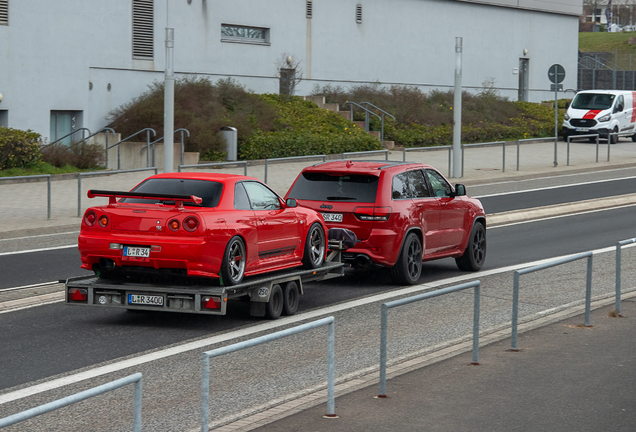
579;32;636;54
0;163;106;178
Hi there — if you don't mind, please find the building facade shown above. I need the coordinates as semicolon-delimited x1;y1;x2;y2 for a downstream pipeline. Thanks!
0;0;582;143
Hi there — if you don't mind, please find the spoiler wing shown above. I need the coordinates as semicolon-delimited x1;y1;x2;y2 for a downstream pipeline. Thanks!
87;189;203;209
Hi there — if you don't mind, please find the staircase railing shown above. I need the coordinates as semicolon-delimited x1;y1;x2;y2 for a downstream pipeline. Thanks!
108;128;156;170
44;128;92;147
360;102;396;143
343;101;382;142
140;128;190;166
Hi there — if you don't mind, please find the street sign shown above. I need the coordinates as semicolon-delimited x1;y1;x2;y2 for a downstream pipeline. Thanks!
550;84;563;92
548;64;566;84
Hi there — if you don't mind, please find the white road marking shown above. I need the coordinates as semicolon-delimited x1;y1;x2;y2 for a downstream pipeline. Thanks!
0;231;79;242
0;281;59;293
1;243;634;405
0;245;77;257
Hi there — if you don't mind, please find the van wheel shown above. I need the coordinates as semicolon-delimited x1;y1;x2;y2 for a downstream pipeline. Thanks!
390;233;422;285
631;134;636;142
611;127;619;144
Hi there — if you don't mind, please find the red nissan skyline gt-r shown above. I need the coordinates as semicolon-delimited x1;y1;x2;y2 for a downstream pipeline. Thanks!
78;172;327;285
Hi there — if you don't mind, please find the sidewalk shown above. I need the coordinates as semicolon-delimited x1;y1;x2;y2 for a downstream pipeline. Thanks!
2;139;636;239
249;300;636;432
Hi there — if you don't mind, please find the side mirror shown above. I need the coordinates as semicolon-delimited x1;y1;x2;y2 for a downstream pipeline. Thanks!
286;198;298;208
454;184;466;197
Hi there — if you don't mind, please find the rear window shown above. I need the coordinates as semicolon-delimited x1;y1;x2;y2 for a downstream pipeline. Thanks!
121;178;223;208
288;172;379;202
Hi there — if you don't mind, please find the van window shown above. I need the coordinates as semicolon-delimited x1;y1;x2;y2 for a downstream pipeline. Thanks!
571;93;615;110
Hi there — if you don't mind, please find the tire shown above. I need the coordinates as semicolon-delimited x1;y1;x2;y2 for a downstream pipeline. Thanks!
631;134;636;142
455;222;487;272
610;127;619;144
302;223;326;269
282;281;300;316
588;137;597;143
220;236;246;286
390;232;422;285
265;284;284;319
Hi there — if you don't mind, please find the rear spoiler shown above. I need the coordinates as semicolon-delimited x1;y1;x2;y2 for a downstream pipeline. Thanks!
87;190;203;210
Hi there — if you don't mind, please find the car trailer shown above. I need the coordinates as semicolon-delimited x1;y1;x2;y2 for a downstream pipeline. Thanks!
65;239;346;319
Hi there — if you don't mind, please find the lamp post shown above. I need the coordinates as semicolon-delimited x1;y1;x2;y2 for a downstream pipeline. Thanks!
452;37;463;178
164;28;175;173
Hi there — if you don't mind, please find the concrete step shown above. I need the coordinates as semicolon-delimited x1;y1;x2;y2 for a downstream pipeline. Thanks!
368;131;381;140
353;121;366;129
337;111;351;120
323;103;340;112
303;95;325;108
382;140;395;150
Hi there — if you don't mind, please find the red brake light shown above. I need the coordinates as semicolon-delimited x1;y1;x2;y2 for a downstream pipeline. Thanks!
84;210;97;227
354;206;391;221
201;296;221;309
168;219;180;231
183;216;200;232
98;215;109;227
69;288;88;301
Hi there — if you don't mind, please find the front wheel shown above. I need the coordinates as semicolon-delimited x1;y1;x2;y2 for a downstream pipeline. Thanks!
221;236;246;286
456;222;487;271
610;127;619;144
390;232;422;285
302;223;326;269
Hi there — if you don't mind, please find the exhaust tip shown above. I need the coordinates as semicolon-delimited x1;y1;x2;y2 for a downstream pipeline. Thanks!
99;258;116;271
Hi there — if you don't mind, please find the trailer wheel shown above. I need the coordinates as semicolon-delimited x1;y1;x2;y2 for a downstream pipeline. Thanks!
283;281;300;316
265;284;284;319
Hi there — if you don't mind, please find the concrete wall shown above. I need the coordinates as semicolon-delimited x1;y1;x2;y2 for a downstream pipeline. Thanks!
0;0;582;144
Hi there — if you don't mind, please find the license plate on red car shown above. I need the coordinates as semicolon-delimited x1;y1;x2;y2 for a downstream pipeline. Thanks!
322;213;343;222
123;246;150;257
128;294;164;306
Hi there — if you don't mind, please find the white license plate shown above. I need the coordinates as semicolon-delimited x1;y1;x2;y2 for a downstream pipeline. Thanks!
128;294;164;306
575;127;590;132
123;246;150;257
322;213;343;223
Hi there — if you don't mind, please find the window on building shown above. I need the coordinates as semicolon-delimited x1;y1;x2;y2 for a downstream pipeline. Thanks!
356;4;362;24
133;0;154;59
0;111;8;128
50;111;83;145
221;24;270;45
0;1;8;26
306;1;313;19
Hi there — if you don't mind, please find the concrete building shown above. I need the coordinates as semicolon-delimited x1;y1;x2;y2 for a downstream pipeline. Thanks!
0;0;582;143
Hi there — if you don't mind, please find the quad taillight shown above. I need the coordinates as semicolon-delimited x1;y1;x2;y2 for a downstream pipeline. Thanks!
84;210;109;228
168;216;200;233
354;206;391;221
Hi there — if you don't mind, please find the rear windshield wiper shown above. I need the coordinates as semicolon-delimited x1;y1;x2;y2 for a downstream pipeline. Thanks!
326;196;357;201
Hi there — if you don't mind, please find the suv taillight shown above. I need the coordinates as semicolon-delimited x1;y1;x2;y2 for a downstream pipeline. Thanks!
354;206;391;221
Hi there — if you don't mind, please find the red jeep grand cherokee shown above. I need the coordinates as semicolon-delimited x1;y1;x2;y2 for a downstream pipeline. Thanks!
285;160;486;285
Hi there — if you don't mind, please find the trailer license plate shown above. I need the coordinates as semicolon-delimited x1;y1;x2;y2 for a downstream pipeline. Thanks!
575;127;590;132
123;246;150;257
322;213;343;222
128;294;164;306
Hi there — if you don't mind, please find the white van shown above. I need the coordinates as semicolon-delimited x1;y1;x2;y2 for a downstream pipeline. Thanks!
562;90;636;143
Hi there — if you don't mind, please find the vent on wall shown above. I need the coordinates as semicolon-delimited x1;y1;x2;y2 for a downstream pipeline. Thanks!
306;0;313;19
356;4;362;24
0;0;8;25
133;0;154;59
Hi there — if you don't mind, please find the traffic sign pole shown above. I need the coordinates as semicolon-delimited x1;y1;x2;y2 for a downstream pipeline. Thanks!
548;64;566;167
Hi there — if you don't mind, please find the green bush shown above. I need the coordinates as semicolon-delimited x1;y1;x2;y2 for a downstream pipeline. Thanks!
0;127;43;170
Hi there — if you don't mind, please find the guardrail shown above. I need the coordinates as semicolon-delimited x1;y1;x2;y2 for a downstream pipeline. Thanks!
461;141;505;177
566;134;607;166
178;160;248;175
516;137;557;171
0;175;51;220
402;145;452;178
378;280;481;397
264;155;326;184
201;317;336;432
615;237;636;315
0;373;143;431
511;252;593;351
343;149;390;161
77;167;158;217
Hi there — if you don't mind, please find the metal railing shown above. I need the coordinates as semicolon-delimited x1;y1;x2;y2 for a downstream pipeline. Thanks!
615;237;636;316
360;101;396;143
77;167;158;217
342;149;389;160
201;317;336;431
109;128;156;170
178;160;248;175
44;128;92;147
403;145;452;178
0;175;51;220
511;252;593;351
0;373;142;431
461;141;505;177
343;101;383;141
378;281;481;397
516;137;557;171
264;154;326;184
141;128;189;167
565;134;609;166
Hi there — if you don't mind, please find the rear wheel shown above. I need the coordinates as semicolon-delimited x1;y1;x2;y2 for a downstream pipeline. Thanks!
282;281;300;316
221;236;246;286
390;232;422;285
265;284;284;319
302;223;326;269
456;222;487;271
